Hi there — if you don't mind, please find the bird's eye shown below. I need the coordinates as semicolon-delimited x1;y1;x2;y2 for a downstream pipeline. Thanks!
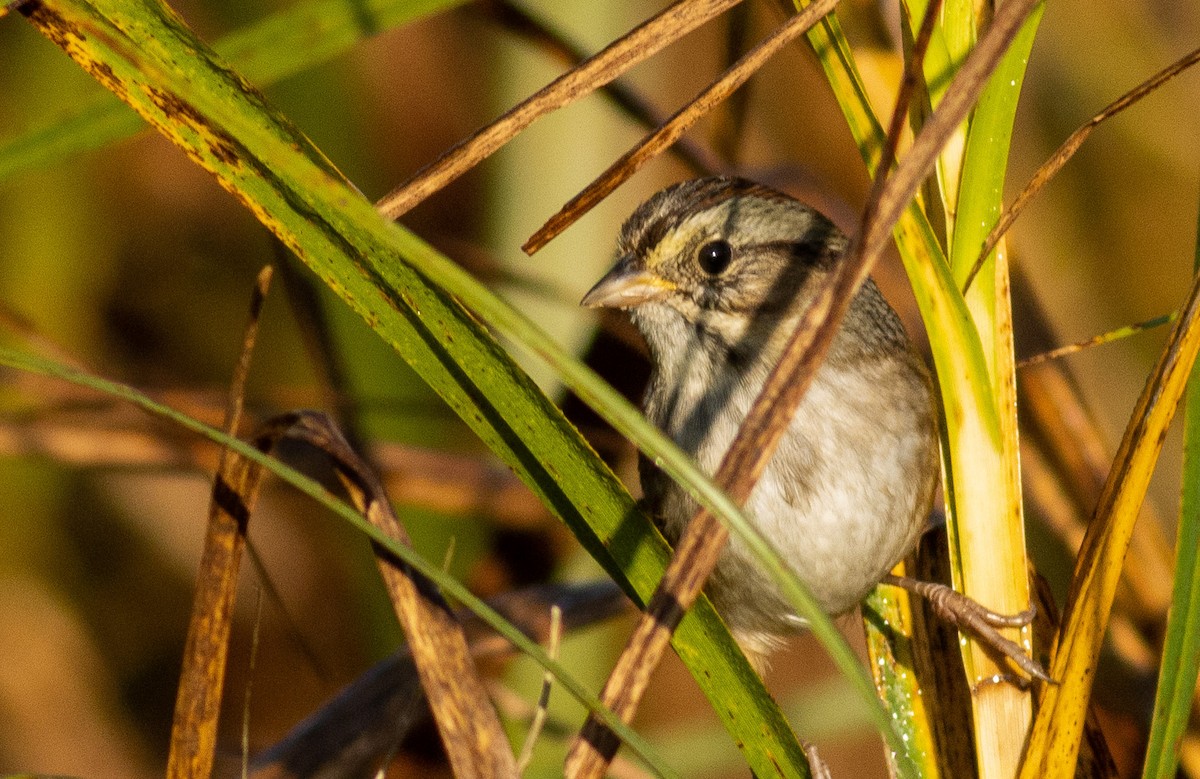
697;240;733;275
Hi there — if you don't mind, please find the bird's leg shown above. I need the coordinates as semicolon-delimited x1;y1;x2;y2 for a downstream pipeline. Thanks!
881;574;1054;684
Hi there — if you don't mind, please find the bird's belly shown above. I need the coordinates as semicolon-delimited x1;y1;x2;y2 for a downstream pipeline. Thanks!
652;362;936;636
658;457;928;638
740;455;923;614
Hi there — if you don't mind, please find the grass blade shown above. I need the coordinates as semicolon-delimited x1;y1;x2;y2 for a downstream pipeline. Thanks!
1141;196;1200;779
941;6;1044;775
167;267;271;779
862;582;942;777
1021;264;1200;779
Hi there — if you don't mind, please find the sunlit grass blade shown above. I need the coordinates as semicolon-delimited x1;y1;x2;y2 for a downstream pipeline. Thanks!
940;6;1043;775
862;581;941;777
1141;201;1200;779
950;4;1044;290
1021;265;1200;779
0;0;470;182
167;267;269;779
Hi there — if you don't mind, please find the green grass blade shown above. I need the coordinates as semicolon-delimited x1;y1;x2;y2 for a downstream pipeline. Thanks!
949;4;1044;287
1141;196;1200;779
862;587;941;777
0;346;676;778
0;0;470;181
899;0;965;241
903;0;966;103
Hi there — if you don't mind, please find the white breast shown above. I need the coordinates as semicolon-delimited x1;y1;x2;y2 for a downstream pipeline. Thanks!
643;326;938;636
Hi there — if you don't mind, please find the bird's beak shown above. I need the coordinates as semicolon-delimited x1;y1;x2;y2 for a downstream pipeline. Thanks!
581;258;676;309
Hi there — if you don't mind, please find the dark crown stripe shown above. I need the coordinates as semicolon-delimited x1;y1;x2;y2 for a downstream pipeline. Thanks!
623;176;791;260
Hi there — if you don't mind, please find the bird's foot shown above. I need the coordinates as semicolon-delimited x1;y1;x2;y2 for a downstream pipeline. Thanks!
881;574;1054;684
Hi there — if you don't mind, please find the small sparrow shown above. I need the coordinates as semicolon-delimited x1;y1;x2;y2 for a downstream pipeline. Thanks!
582;176;940;664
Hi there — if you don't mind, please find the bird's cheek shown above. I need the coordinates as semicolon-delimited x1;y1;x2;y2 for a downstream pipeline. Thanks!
693;284;727;312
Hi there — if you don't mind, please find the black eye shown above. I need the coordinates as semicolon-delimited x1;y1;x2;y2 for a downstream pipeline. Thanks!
697;240;733;275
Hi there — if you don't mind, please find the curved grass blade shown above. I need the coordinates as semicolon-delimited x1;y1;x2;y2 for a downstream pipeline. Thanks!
18;1;815;774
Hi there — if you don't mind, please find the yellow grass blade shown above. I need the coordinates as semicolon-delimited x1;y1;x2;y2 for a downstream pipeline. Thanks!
1021;266;1200;778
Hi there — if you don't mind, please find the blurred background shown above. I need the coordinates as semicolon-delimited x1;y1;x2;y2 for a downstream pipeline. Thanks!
0;0;1198;776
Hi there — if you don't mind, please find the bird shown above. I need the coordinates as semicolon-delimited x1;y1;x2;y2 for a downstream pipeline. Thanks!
581;175;1041;676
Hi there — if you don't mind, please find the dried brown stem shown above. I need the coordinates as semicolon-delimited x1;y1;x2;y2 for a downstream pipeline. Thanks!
478;0;724;175
167;266;272;779
250;581;628;779
962;45;1200;293
376;0;744;220
523;0;842;255
265;411;518;778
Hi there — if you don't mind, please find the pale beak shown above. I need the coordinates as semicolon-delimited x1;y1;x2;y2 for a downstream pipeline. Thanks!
581;258;676;309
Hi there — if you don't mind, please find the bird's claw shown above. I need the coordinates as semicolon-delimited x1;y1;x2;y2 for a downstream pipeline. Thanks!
881;574;1055;685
